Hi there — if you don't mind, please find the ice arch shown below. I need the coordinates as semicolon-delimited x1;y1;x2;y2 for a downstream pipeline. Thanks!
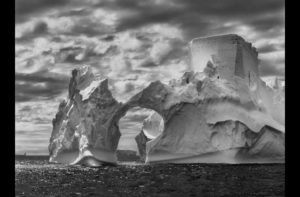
116;107;164;162
48;67;171;165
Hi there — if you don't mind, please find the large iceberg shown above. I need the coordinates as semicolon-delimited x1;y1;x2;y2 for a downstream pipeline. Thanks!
49;34;285;165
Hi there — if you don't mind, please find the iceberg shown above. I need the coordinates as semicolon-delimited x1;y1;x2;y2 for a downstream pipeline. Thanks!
49;34;284;165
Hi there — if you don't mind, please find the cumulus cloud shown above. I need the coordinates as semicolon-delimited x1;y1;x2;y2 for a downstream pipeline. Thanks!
15;71;69;102
15;0;284;77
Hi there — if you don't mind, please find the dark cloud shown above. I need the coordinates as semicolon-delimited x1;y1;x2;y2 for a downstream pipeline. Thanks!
100;34;116;41
19;106;32;112
16;0;284;40
57;8;91;17
59;46;83;52
98;0;284;40
33;117;50;124
116;7;183;32
63;54;81;63
15;71;70;102
16;48;30;56
16;21;49;43
259;60;284;77
247;14;284;32
56;45;107;64
17;20;113;43
258;44;279;54
51;36;63;43
15;130;28;135
178;0;283;17
174;15;213;40
139;59;157;68
257;41;285;54
15;0;71;23
15;0;285;95
69;20;114;37
55;46;84;63
33;21;48;34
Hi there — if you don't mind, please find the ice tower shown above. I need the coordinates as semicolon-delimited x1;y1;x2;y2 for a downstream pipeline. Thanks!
189;34;259;82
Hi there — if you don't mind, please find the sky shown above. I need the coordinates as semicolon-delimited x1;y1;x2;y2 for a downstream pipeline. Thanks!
15;0;285;155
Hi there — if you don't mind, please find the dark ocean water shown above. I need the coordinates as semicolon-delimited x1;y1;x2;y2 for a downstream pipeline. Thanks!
15;156;285;197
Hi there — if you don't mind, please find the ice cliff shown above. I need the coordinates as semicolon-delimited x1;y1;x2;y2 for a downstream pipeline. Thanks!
49;34;285;165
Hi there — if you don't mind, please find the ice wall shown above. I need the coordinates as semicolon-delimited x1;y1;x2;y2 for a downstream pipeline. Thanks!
189;34;259;81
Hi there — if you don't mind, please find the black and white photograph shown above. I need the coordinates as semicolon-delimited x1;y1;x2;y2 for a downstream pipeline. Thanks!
15;0;285;196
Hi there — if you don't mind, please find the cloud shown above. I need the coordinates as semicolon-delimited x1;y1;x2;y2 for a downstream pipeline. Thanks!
259;61;284;77
16;0;284;39
247;13;284;32
15;0;285;104
33;21;48;34
16;8;116;42
101;34;115;41
258;44;279;54
16;20;49;42
57;7;91;18
88;0;284;40
256;38;284;54
68;19;115;37
16;100;64;124
15;71;70;102
18;105;32;112
15;0;71;23
15;122;52;155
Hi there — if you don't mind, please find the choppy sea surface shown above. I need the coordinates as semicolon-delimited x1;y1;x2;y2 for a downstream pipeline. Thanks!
15;156;285;197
